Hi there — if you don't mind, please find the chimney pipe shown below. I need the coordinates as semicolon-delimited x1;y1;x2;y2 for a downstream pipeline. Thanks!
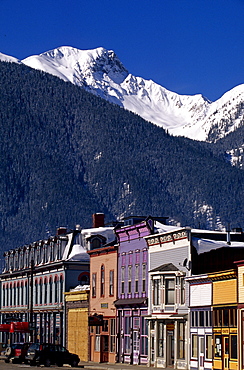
92;213;105;228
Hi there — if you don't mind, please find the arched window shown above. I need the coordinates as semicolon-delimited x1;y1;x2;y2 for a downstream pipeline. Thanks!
39;279;43;305
2;286;5;307
49;277;53;304
54;276;59;303
6;284;9;306
60;275;64;303
16;282;19;306
20;282;23;306
35;279;38;305
78;272;90;286
101;265;105;297
24;281;28;305
44;278;48;304
9;283;12;306
13;283;16;306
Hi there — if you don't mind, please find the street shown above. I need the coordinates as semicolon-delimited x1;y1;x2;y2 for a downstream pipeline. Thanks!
0;361;83;369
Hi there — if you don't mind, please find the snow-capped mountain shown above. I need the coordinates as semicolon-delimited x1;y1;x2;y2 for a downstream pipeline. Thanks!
0;52;21;64
1;46;243;142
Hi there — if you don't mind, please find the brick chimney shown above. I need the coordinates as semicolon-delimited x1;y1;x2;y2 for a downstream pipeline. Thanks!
92;213;105;228
56;227;67;235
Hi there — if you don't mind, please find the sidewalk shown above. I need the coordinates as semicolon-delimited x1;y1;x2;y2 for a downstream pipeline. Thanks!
79;361;173;370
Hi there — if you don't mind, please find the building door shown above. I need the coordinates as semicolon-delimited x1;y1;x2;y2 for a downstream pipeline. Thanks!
133;330;140;364
222;336;229;370
166;331;174;366
132;317;140;364
100;335;109;363
150;330;155;365
199;336;204;370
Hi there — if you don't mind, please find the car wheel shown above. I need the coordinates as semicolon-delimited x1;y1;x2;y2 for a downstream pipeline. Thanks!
44;358;51;367
57;361;63;367
5;347;12;356
71;359;79;367
29;360;36;366
5;359;10;363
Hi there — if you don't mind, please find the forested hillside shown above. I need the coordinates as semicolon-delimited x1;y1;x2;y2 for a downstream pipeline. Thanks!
0;61;244;252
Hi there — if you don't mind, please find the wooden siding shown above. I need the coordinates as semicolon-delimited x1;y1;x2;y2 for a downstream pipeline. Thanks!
67;307;89;361
238;265;244;303
149;245;189;271
190;282;212;307
212;279;237;305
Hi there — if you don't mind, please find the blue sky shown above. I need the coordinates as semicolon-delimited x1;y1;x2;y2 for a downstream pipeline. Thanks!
0;0;243;101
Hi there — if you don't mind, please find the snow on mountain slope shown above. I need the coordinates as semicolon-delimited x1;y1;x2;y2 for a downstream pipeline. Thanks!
2;46;243;142
0;52;21;64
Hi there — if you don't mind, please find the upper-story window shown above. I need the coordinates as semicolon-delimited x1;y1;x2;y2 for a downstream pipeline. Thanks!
109;270;114;296
142;264;146;292
92;273;96;298
60;275;64;302
19;251;24;269
36;246;40;265
54;276;59;303
13;252;18;270
90;237;103;249
135;265;139;293
35;280;38;305
49;277;53;304
153;278;160;305
2;286;5;307
39;279;43;305
165;278;175;305
50;243;54;262
44;278;48;304
101;265;105;296
128;265;132;293
180;277;185;305
121;266;125;294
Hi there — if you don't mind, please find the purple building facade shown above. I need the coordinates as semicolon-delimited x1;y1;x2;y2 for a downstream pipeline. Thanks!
114;216;167;365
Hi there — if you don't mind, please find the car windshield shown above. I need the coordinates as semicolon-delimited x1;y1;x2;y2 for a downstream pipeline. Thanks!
12;344;23;349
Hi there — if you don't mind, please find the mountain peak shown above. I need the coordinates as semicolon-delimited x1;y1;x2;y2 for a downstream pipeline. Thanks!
2;46;243;142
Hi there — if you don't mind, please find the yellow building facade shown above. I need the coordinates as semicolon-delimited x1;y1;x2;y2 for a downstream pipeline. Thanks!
65;290;90;362
235;261;244;370
208;270;238;370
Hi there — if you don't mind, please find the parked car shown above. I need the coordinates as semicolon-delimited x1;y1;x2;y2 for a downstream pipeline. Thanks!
25;343;80;367
4;342;31;363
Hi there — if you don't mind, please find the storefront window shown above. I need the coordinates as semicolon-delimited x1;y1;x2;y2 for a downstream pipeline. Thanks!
158;322;164;357
230;335;237;359
124;336;130;353
192;334;197;358
178;322;185;359
206;335;212;359
95;326;100;352
214;335;222;357
109;319;116;353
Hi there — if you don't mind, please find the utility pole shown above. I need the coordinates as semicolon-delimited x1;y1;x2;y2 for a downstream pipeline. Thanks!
29;258;34;342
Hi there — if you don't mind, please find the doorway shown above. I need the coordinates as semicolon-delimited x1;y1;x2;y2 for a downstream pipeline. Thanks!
166;331;174;366
222;336;229;370
100;335;109;363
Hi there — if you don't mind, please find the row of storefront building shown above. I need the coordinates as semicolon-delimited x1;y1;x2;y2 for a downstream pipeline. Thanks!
1;213;244;370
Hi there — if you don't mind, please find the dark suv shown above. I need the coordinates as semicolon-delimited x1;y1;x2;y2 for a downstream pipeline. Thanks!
25;343;80;367
4;342;31;363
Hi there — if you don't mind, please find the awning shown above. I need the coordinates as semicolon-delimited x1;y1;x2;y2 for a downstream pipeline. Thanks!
145;314;188;320
114;298;147;307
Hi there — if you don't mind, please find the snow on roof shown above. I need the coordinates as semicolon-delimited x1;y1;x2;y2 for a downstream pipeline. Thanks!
70;284;90;292
67;244;90;262
192;237;244;255
154;221;184;234
81;226;115;245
